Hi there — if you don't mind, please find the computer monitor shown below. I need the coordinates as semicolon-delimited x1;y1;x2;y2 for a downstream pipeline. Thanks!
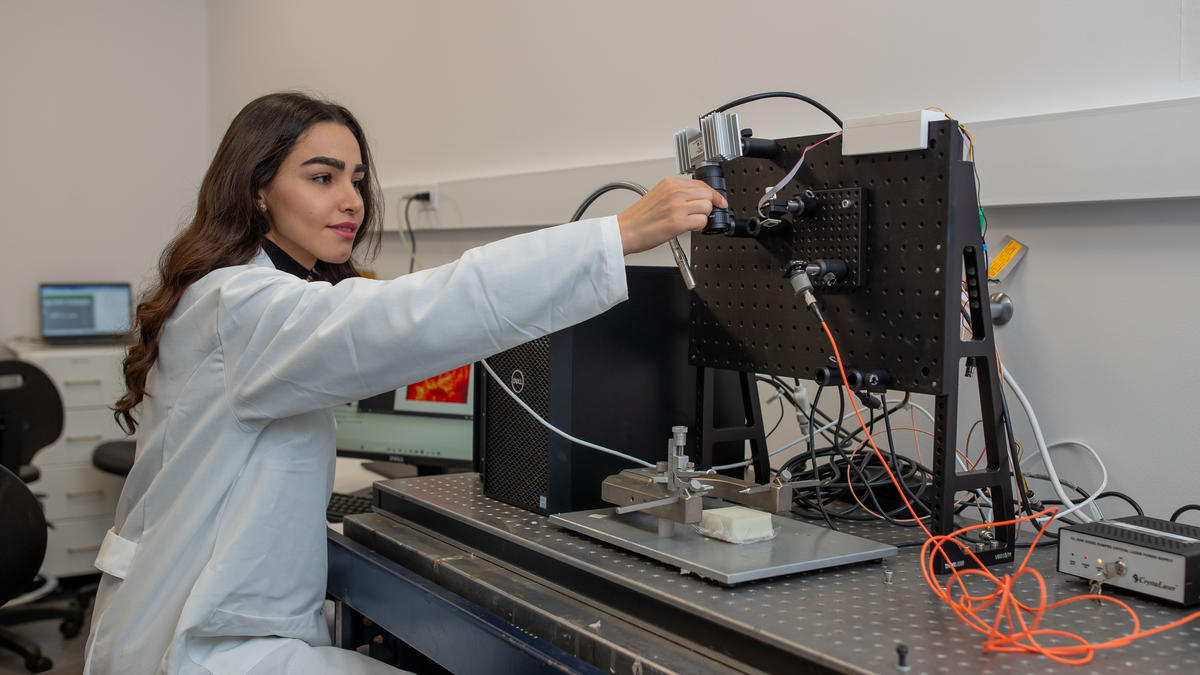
334;363;475;472
39;283;132;344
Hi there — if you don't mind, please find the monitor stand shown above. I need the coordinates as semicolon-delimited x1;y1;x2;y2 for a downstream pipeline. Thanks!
361;461;419;479
362;460;470;478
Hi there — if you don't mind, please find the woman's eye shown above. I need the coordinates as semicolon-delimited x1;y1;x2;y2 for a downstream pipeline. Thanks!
313;174;331;184
352;179;364;192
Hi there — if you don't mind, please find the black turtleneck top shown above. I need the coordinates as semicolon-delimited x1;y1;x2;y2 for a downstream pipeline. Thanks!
261;238;314;280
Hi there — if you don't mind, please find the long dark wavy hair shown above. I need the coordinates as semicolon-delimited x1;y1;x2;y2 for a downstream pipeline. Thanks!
114;92;384;433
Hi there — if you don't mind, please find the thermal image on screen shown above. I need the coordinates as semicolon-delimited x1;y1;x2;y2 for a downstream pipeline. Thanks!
406;365;471;403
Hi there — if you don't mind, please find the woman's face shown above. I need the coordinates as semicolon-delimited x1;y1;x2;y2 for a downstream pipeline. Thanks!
258;121;365;268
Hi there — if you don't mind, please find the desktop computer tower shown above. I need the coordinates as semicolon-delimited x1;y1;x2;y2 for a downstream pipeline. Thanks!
475;266;744;515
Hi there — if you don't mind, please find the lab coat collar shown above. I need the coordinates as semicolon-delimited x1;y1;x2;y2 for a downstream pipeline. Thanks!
260;238;314;280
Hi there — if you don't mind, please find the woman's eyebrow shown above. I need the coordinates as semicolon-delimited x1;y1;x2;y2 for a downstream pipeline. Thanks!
300;156;367;174
301;155;343;170
298;153;364;171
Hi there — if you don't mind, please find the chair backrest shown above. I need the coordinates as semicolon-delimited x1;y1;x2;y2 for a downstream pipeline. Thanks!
0;360;64;475
0;463;48;605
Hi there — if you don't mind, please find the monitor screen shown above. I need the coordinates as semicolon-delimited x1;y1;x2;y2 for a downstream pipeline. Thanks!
334;363;475;468
39;283;132;343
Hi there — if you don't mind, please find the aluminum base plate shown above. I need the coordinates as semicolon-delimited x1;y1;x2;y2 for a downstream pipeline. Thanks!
551;502;896;585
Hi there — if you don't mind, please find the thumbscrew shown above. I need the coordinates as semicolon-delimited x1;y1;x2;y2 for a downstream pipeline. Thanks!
896;644;910;671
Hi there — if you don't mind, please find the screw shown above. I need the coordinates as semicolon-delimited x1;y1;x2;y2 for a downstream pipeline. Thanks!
883;570;894;584
841;199;851;208
896;644;910;670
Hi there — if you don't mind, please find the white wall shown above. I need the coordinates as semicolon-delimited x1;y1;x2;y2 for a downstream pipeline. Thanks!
208;0;1200;184
0;1;209;339
4;2;1194;517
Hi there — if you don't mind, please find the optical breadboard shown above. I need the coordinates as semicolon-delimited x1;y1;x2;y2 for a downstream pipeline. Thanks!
689;121;967;395
1058;516;1200;606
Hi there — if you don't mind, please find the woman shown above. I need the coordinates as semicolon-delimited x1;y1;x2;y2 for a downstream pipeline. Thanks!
83;91;723;674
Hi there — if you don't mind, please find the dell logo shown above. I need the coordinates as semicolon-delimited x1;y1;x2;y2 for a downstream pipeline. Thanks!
510;369;525;394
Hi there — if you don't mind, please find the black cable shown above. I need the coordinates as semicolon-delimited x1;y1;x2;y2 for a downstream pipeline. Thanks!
807;385;837;531
880;399;930;517
789;439;930;527
842;392;911;446
775;383;933;528
570;182;647;222
1093;491;1145;517
754;376;841;447
710;92;843;129
999;392;1037;520
831;387;845;457
1170;504;1200;523
403;197;417;274
1023;473;1093;503
765;395;786;438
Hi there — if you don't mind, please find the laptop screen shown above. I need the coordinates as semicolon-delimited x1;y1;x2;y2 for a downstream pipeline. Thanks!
39;283;133;343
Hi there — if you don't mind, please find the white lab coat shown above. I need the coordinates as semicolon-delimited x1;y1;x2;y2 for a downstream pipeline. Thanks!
83;217;628;674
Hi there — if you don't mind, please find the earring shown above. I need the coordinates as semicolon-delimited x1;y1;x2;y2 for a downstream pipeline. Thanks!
257;201;267;212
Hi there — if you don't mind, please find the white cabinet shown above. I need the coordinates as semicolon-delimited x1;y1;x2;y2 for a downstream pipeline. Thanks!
4;339;133;577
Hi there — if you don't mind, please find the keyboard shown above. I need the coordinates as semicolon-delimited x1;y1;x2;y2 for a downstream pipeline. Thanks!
326;491;374;523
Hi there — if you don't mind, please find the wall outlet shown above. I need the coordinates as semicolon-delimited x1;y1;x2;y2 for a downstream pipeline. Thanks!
384;183;440;232
422;183;439;211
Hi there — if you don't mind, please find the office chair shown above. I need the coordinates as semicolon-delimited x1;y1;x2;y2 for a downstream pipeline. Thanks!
0;360;84;673
92;439;135;477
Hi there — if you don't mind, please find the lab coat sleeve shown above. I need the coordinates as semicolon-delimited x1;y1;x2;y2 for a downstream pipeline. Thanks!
216;216;627;426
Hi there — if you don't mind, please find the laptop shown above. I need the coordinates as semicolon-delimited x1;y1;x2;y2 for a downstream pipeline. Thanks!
38;283;133;345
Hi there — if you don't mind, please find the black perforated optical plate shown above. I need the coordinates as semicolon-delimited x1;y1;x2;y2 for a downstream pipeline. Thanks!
690;122;964;394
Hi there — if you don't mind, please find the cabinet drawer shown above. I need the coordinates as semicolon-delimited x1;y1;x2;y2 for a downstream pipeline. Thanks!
35;407;131;465
41;515;114;578
31;464;125;520
26;350;125;408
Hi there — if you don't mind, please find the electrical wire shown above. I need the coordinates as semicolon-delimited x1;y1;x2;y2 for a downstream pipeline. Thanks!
806;384;837;531
570;181;646;222
571;181;695;290
479;359;655;469
1007;364;1109;524
756;130;843;217
926;106;987;236
813;317;1200;664
958;265;1083;525
711;397;907;471
765;395;786;438
755;376;841;447
1092;491;1145;517
402;196;418;274
710;91;844;129
1170;504;1200;523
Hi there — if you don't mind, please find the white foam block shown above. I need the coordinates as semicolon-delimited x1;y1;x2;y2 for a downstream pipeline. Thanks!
699;506;775;543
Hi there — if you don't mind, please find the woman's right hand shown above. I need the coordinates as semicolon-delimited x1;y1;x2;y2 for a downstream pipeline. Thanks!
616;178;727;255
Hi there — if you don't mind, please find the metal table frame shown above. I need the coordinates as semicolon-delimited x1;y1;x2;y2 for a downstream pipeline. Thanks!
326;530;602;674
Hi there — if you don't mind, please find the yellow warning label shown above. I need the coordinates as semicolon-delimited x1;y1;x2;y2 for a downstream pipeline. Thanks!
988;239;1024;280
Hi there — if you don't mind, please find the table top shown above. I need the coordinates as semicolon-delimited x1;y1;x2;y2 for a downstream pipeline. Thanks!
348;473;1200;674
